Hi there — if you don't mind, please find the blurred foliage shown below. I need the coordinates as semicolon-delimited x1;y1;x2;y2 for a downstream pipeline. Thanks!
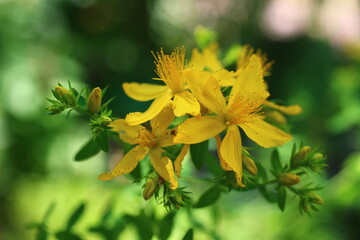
0;0;359;239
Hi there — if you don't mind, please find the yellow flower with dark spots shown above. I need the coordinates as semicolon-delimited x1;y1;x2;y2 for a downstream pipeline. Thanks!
123;48;200;125
174;55;292;187
99;102;184;190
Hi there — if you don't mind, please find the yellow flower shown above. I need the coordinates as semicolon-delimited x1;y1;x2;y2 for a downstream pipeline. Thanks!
123;48;200;125
174;55;292;187
98;102;181;189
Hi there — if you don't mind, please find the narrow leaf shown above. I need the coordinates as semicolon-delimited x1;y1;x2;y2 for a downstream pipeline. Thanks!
190;140;208;170
96;131;109;153
277;186;287;211
42;202;56;223
193;185;222;208
66;203;86;230
159;212;176;240
258;185;277;203
74;139;101;161
36;228;48;240
271;149;282;174
182;229;194;240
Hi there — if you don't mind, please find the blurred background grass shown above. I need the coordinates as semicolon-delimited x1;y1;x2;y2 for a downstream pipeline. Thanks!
0;0;360;239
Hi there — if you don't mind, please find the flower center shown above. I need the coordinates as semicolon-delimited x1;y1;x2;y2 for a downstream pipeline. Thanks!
226;94;264;124
136;128;157;148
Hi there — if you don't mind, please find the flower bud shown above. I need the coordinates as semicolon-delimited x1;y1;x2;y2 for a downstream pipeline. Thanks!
47;105;65;114
300;200;311;214
292;146;311;167
311;153;324;162
266;110;287;124
99;116;112;127
243;155;258;175
143;172;159;200
306;191;324;205
54;86;76;105
87;87;102;114
278;173;300;186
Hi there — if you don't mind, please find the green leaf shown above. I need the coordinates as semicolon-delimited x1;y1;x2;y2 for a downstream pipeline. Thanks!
204;152;223;175
193;185;222;208
258;185;277;203
36;228;48;240
124;214;153;240
42;202;56;223
277;186;287;211
55;231;82;240
74;139;101;161
66;203;86;230
159;212;176;240
194;26;217;49
128;162;142;180
182;229;194;240
257;163;269;182
96;131;109;153
190;140;208;170
271;149;282;174
222;44;241;67
290;142;297;162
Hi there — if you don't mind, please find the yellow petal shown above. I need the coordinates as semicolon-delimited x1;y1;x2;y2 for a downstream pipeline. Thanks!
123;82;168;102
239;117;292;148
202;42;223;71
188;48;205;70
151;101;174;137
186;70;227;115
109;119;143;144
220;125;245;187
173;91;200;116
150;148;178;189
174;144;190;178
229;55;269;106
188;43;223;71
264;101;302;115
175;115;227;144
157;129;176;147
215;135;232;171
214;70;237;87
126;90;174;125
98;146;149;181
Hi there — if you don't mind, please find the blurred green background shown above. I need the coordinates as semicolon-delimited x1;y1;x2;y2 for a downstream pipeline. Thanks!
1;0;360;239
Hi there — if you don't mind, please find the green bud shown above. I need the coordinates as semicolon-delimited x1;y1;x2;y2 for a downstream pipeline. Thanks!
47;105;65;114
266;110;287;124
87;87;102;114
300;200;311;214
54;86;76;106
292;146;311;167
99;116;112;127
311;153;324;162
143;172;159;200
306;191;324;205
278;173;300;186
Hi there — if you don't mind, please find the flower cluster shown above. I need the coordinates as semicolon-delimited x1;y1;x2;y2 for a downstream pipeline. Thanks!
47;42;325;213
105;44;300;188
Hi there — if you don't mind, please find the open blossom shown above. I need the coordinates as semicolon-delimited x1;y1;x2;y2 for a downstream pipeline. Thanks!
220;45;302;115
99;102;184;189
174;55;292;186
123;48;200;126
